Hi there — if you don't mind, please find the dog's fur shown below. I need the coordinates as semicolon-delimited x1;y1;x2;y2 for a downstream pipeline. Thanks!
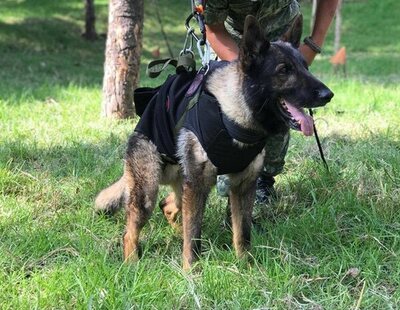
95;16;333;270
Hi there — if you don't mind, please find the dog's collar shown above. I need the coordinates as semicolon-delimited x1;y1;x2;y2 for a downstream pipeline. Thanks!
221;113;267;145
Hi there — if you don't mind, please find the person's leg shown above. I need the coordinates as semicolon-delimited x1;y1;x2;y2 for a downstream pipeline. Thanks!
216;174;230;197
255;130;290;204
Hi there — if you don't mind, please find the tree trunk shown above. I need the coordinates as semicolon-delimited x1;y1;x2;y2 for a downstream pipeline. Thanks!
334;0;343;53
83;0;97;40
102;0;144;119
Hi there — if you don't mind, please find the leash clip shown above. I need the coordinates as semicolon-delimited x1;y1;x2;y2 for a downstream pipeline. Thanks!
197;39;210;67
180;27;194;56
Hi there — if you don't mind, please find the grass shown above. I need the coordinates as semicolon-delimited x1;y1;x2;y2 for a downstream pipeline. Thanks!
1;0;399;308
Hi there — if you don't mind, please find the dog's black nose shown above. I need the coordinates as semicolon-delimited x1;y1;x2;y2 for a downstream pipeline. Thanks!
317;88;334;102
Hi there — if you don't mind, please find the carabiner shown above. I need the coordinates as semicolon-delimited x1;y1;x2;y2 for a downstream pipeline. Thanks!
197;39;210;67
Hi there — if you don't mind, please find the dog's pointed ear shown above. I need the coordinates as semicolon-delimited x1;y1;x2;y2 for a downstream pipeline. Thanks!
280;14;303;48
240;15;270;68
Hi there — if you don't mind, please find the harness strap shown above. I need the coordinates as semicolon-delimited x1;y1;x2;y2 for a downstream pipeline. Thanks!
173;61;228;137
221;114;267;144
309;109;329;171
146;58;177;78
146;54;196;78
174;72;205;135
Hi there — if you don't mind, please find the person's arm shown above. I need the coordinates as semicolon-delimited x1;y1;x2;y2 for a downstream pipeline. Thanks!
203;0;238;60
299;0;339;65
206;23;240;61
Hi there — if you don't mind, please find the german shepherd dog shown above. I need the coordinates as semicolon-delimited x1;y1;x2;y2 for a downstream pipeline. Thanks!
95;16;333;270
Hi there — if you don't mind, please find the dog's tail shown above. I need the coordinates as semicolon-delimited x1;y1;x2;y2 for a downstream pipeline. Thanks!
95;177;125;215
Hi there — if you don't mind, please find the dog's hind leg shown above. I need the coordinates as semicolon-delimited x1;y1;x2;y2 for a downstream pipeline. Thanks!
123;135;162;262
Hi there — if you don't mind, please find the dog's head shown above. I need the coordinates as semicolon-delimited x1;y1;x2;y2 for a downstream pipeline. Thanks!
239;15;333;135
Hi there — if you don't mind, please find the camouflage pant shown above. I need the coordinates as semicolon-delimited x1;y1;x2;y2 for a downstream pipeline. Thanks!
216;130;290;197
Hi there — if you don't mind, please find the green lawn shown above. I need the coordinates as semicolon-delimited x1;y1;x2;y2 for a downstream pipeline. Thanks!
1;0;399;308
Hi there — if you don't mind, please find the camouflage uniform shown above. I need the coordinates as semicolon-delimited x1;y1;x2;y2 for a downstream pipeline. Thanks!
204;0;300;42
204;0;300;197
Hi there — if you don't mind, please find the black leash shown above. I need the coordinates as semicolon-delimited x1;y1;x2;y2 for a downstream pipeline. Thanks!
309;109;329;171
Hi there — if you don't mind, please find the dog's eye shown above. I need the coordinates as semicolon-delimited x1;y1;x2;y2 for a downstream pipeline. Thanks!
275;64;292;74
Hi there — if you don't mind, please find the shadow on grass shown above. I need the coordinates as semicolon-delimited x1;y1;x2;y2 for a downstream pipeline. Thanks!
0;17;107;104
0;0;197;104
2;0;96;18
0;18;102;51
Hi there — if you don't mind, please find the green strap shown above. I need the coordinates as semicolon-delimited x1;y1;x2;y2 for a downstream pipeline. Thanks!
146;58;178;78
146;53;196;78
176;54;196;73
174;84;202;136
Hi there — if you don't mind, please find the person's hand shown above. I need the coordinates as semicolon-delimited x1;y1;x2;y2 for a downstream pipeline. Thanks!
298;43;317;66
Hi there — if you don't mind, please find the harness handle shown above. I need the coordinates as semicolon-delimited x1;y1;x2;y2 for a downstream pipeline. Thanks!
146;58;178;78
146;54;196;78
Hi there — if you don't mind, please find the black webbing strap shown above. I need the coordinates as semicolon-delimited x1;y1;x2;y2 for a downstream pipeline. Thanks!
221;114;266;145
309;109;329;171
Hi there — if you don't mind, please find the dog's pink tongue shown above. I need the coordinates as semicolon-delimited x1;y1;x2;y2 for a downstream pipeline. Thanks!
285;102;314;136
